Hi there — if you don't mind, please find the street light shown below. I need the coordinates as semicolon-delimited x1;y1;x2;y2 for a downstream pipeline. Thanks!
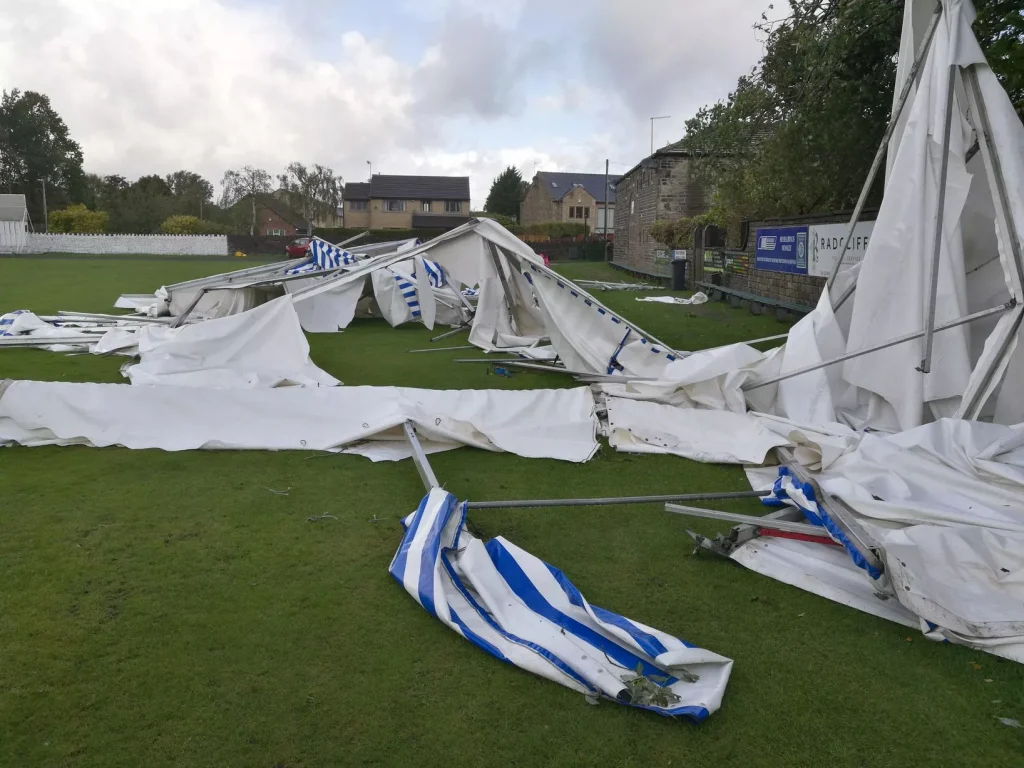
650;115;671;156
366;160;372;180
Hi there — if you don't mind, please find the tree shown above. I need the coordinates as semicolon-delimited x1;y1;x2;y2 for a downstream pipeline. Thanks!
674;0;1024;241
165;170;214;217
221;166;272;235
49;203;108;233
974;0;1024;116
484;166;524;220
0;89;85;226
160;214;226;234
277;162;342;230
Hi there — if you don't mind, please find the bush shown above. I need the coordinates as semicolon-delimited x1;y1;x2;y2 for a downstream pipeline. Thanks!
472;212;516;228
160;215;227;234
48;204;108;233
511;221;589;239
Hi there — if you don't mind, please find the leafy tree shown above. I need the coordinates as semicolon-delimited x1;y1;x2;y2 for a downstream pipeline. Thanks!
277;162;342;230
0;89;85;226
484;166;524;220
472;211;516;228
49;203;108;233
220;166;272;235
165;170;213;204
974;0;1024;116
677;0;1024;240
160;214;226;234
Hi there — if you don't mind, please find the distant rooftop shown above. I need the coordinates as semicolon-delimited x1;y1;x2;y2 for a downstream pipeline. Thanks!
535;172;620;204
368;174;470;201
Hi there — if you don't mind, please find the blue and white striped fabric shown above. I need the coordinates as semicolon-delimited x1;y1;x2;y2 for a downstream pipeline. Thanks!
394;275;421;319
417;258;445;288
310;237;358;270
390;489;733;720
763;468;882;580
0;309;30;336
284;259;319;276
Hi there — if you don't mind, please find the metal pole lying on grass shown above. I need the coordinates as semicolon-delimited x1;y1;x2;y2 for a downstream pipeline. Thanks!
466;489;768;510
406;345;475;354
402;421;439;491
665;503;831;538
742;300;1015;391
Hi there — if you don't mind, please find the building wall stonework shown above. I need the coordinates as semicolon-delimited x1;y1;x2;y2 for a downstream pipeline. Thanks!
613;153;710;276
710;210;877;307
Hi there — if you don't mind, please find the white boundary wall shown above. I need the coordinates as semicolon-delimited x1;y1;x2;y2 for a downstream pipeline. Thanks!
25;233;229;256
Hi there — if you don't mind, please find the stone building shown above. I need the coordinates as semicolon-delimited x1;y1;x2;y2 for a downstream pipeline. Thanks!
520;172;619;232
612;143;712;276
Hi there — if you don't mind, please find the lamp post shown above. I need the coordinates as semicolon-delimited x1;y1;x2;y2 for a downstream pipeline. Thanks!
367;160;372;180
649;115;671;156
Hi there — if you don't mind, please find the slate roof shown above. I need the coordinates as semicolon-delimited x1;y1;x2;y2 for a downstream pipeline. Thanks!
344;182;370;201
535;172;620;204
367;175;470;201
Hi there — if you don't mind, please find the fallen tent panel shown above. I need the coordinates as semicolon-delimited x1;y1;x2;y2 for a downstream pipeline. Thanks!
0;380;599;462
123;296;339;388
390;488;733;720
605;397;791;464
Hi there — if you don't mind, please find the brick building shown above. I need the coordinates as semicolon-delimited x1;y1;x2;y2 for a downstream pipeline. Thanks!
520;172;619;232
612;144;712;276
229;194;309;236
342;175;470;229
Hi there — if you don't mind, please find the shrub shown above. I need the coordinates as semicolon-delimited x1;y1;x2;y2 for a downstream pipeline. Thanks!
48;204;108;233
160;215;227;234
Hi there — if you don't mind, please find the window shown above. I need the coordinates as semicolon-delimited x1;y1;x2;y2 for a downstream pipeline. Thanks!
422;201;431;212
267;228;285;236
349;200;368;211
384;199;405;212
568;206;575;219
569;206;589;220
584;207;590;220
445;200;462;213
630;199;635;214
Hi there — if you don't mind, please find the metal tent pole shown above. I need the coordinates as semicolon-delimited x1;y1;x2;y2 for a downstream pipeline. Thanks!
826;2;943;290
466;489;767;510
918;63;960;375
665;503;829;537
402;422;439;491
743;300;1014;391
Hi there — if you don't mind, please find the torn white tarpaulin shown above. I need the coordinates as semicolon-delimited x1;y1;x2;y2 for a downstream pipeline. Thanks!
0;380;599;461
390;488;733;719
123;296;340;388
729;418;1024;662
605;397;791;464
635;293;708;306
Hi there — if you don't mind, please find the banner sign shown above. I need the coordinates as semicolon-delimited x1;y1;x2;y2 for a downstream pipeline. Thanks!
755;226;808;274
808;221;875;277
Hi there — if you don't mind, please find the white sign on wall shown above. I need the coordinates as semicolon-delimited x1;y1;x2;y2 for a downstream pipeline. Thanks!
808;221;875;277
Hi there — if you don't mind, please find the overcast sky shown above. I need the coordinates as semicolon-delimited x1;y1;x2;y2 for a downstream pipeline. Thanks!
0;0;771;208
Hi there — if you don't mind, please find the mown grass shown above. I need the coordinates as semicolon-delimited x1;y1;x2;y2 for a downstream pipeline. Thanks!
1;258;1023;767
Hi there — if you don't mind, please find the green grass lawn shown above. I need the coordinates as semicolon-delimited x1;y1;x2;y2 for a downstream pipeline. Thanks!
2;258;1023;767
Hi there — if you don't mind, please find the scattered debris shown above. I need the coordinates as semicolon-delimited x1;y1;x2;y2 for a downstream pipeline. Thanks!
263;487;291;496
635;292;708;306
995;717;1021;729
306;513;338;522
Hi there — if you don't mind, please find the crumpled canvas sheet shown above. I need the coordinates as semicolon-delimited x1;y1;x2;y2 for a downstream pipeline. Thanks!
390;488;733;720
605;397;791;464
123;296;339;388
0;380;599;462
730;418;1024;662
